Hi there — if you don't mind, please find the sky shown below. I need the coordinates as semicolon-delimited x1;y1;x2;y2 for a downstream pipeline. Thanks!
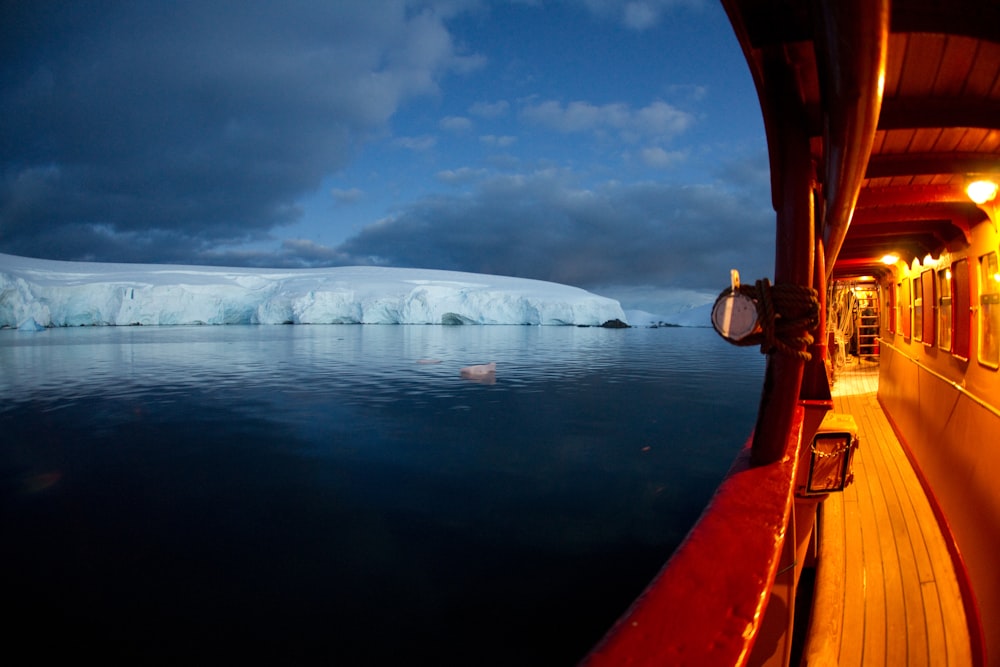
0;0;774;313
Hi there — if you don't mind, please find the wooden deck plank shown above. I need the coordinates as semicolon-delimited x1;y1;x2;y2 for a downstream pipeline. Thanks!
825;356;972;667
856;421;890;666
922;581;949;665
863;399;926;666
883;430;936;585
839;492;865;667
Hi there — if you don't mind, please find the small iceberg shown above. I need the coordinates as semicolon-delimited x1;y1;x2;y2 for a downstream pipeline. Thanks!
460;361;497;385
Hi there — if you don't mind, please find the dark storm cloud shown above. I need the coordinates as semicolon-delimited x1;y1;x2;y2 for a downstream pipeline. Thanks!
0;0;478;261
333;167;774;292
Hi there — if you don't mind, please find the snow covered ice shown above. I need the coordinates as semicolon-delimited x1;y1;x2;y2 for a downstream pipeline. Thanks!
0;253;627;328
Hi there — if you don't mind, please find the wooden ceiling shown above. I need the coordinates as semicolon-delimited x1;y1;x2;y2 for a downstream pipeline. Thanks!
724;0;1000;279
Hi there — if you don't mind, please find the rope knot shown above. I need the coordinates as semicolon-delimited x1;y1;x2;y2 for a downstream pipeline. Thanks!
712;278;819;360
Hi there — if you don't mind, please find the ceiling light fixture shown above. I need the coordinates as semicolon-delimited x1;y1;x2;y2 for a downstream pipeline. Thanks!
966;179;999;205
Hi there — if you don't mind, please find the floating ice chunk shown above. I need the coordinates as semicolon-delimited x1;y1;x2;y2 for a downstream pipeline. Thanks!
460;361;497;384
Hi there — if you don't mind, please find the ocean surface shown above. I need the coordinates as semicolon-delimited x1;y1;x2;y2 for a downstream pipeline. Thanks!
1;324;764;665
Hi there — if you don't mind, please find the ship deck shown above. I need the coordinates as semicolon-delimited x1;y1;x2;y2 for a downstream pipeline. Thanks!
812;355;973;666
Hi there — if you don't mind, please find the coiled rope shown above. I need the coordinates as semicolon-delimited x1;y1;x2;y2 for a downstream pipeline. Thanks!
714;278;820;360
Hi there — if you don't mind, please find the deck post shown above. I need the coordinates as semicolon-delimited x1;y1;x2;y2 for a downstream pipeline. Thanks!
741;53;817;665
750;53;815;467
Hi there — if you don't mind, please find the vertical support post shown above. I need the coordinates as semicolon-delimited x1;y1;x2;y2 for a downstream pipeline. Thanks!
745;61;816;665
750;55;815;467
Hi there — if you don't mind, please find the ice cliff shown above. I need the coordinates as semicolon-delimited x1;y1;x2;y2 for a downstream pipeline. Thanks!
0;253;627;328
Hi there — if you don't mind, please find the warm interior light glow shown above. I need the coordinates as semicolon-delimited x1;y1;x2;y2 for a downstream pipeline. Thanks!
881;253;899;265
966;179;999;205
946;269;952;280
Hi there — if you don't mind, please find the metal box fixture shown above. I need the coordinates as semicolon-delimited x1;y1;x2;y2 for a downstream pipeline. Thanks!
800;412;859;496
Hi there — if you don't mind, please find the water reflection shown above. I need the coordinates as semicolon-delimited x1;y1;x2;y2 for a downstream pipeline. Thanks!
1;324;763;665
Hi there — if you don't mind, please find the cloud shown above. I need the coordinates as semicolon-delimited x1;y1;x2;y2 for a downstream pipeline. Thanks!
274;238;351;265
469;100;510;118
435;167;488;184
479;135;518;147
193;237;355;269
638;146;687;168
622;2;660;29
394;135;438;151
0;1;479;261
330;168;774;293
667;84;709;103
160;149;774;310
579;0;708;30
440;115;473;131
521;100;694;141
331;188;365;204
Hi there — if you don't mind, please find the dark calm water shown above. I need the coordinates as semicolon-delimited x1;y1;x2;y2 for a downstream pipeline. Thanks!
1;324;763;665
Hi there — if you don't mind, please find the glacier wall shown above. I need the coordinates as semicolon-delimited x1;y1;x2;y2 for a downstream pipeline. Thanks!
0;254;627;328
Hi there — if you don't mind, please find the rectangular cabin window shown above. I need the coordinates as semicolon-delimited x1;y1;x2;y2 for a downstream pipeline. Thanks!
938;267;952;352
900;279;912;340
913;274;924;341
894;281;901;336
979;252;1000;369
953;259;971;360
886;281;896;333
921;269;935;346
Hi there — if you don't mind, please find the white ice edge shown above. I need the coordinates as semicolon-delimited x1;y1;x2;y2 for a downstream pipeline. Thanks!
0;253;628;328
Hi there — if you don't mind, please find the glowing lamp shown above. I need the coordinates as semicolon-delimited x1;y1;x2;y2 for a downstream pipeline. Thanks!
881;253;899;265
966;179;999;205
798;412;859;496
